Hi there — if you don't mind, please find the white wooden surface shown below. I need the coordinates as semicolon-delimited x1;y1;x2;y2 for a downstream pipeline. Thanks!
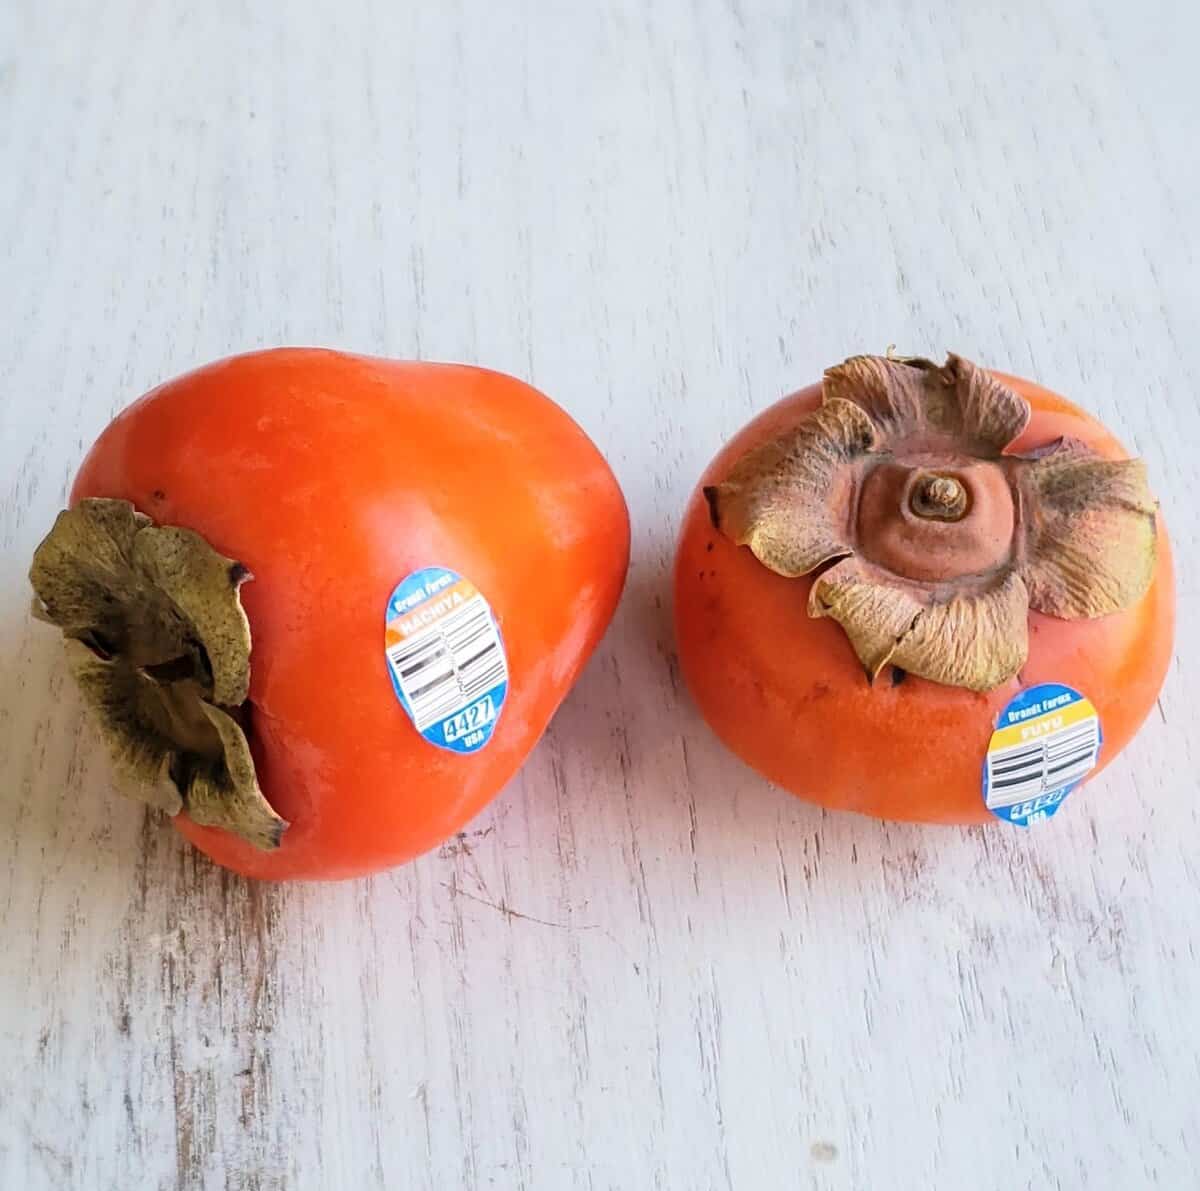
2;2;1198;1188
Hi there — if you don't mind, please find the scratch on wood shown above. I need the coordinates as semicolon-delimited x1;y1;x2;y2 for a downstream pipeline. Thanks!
442;878;596;930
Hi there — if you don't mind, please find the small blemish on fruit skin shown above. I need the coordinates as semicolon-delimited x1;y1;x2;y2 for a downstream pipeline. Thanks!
151;489;166;502
705;541;714;552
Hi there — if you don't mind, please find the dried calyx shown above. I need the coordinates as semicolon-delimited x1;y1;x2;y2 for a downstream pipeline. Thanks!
706;353;1158;691
29;499;286;849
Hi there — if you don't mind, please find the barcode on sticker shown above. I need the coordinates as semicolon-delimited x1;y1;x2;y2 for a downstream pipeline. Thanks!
387;595;508;732
985;719;1099;809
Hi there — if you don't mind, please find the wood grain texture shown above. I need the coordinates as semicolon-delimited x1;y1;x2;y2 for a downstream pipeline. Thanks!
2;1;1198;1188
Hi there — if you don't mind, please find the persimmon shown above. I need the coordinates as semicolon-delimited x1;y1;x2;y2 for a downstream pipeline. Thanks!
30;348;629;878
674;353;1173;825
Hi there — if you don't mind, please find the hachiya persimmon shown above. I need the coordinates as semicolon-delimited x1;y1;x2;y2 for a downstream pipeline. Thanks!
30;349;629;878
674;352;1173;826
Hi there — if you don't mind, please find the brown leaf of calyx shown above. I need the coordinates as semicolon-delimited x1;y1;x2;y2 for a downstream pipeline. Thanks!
705;398;876;577
29;498;285;850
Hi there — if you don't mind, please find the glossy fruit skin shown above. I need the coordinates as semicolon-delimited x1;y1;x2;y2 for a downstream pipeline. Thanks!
673;373;1174;825
73;348;630;878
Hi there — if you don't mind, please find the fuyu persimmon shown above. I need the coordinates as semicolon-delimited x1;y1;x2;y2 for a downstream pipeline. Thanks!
674;353;1173;826
31;349;629;878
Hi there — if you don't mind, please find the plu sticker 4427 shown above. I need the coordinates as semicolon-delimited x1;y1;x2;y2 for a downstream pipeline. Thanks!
982;683;1102;826
384;567;509;754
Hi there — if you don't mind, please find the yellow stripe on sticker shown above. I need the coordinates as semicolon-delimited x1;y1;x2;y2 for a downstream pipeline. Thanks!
987;696;1099;752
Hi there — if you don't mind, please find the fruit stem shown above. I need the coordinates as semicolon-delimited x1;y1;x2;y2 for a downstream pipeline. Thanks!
909;473;968;522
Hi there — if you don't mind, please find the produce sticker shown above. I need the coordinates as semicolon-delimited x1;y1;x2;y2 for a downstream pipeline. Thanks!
982;683;1102;826
384;567;509;754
